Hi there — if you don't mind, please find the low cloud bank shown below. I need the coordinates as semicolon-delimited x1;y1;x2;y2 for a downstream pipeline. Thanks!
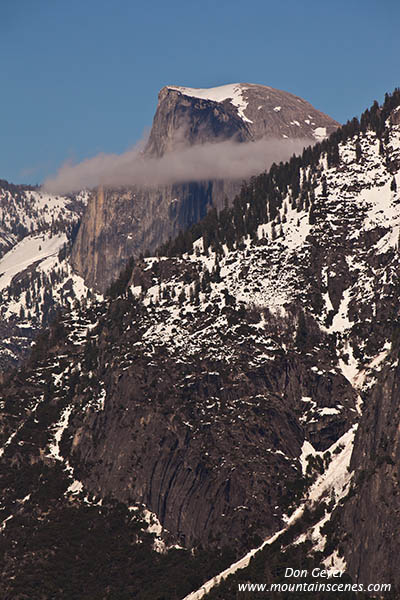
43;138;312;194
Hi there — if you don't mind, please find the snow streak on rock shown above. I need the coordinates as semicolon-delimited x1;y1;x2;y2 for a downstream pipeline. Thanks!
182;427;356;600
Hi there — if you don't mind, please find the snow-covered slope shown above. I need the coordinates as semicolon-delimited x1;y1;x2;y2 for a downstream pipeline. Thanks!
133;121;400;389
0;233;67;290
0;183;87;256
0;182;90;368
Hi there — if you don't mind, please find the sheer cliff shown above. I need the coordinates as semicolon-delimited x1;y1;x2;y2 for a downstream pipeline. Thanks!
334;352;400;589
71;83;339;293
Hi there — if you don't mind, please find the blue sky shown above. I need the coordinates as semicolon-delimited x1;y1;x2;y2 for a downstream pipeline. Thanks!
2;0;399;184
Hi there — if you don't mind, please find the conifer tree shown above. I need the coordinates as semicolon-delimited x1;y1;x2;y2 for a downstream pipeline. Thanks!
355;140;362;162
321;177;328;197
309;204;316;225
295;310;308;350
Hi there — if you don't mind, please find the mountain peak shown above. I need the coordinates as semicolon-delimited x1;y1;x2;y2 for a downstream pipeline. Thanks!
147;83;339;158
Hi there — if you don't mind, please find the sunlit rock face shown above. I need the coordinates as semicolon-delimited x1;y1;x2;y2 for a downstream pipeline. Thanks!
146;83;339;156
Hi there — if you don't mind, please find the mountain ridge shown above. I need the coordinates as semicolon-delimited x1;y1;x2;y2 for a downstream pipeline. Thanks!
0;185;90;368
0;88;399;597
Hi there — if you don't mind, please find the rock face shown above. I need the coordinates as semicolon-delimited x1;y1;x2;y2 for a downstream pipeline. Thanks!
144;86;251;157
71;83;339;292
336;355;400;586
145;83;339;156
71;182;213;293
70;347;356;550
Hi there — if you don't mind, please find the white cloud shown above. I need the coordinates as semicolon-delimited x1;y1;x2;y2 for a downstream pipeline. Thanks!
43;138;312;194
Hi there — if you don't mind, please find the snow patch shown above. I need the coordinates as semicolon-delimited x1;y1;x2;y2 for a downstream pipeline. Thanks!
47;405;72;461
299;440;317;475
323;549;347;572
313;127;327;140
168;84;253;123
